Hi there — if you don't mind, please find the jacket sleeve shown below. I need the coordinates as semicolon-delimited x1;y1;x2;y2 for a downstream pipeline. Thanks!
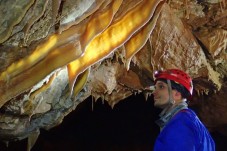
154;112;197;151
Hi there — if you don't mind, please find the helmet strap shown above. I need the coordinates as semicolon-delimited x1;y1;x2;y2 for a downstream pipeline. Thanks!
159;79;175;117
167;79;175;105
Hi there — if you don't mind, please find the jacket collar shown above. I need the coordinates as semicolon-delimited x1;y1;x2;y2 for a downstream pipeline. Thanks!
155;101;188;131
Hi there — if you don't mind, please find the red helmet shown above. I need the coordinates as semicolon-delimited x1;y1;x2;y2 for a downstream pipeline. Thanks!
154;69;193;96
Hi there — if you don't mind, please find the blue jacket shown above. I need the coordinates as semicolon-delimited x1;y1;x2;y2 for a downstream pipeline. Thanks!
154;109;215;151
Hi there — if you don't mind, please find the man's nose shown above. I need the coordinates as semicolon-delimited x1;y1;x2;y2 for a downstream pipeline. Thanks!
152;88;158;96
145;86;155;91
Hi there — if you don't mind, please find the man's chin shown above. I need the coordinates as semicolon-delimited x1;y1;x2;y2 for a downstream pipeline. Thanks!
154;101;161;108
154;101;168;109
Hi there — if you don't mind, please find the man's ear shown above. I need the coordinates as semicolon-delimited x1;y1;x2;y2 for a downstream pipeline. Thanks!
174;91;182;99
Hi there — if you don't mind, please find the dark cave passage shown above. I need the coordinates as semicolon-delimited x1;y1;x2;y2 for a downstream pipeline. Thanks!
32;94;160;151
0;93;226;151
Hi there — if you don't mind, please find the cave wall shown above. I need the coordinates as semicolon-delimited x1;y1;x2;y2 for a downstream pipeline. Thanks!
0;0;227;149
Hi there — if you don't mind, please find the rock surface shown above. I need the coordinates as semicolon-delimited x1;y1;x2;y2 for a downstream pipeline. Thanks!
0;0;226;144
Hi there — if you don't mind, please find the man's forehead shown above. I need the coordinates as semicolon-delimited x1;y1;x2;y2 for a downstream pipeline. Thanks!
156;81;167;85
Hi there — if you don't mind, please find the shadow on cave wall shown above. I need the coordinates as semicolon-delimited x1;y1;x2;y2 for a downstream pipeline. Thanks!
0;94;226;151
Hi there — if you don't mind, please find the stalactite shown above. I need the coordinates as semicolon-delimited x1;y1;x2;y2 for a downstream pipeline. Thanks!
67;0;164;96
52;0;62;25
72;68;90;97
124;1;164;70
79;0;123;53
0;42;82;108
67;0;123;94
23;0;49;45
58;0;105;33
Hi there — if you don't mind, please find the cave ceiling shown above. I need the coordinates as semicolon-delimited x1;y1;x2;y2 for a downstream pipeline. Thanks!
0;0;227;148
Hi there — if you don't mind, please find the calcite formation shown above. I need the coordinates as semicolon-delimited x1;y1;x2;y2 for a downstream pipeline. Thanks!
0;0;226;149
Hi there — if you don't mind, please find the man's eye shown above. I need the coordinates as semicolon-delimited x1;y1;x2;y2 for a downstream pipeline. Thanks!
154;84;165;90
158;85;164;89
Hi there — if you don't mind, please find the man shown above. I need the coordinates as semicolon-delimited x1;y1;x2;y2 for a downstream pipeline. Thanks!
148;69;215;151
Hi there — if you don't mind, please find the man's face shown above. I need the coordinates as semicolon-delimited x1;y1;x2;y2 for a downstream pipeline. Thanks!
153;81;171;109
